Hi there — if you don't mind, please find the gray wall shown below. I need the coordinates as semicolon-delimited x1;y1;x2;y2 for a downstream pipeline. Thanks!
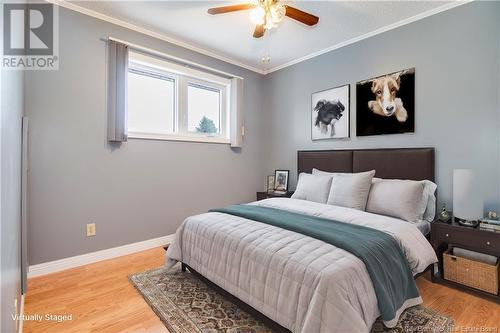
25;8;267;265
25;2;500;266
263;2;500;211
1;67;24;331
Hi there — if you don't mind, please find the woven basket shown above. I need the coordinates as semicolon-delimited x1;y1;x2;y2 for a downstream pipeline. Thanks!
443;249;499;294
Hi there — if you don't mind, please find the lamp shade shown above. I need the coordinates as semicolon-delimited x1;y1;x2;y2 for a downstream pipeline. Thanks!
453;169;483;221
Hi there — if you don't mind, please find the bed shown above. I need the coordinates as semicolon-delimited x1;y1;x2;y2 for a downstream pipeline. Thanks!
166;148;438;333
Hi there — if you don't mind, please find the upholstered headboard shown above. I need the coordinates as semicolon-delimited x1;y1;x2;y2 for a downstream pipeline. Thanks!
297;148;435;182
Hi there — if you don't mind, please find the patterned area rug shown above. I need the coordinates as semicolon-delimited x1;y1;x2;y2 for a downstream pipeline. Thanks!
129;265;454;333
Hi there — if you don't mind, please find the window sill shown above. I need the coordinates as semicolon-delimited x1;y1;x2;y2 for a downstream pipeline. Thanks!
127;132;231;145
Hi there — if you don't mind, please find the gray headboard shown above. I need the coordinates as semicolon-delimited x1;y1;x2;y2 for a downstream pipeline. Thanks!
297;148;435;182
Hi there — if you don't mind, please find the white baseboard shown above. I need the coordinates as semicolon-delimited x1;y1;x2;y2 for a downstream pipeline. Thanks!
28;234;175;278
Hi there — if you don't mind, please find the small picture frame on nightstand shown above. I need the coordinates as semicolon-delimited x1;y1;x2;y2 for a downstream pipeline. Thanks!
274;170;289;193
266;175;275;193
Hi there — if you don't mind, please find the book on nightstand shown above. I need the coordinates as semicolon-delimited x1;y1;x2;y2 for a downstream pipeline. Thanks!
479;218;500;232
480;218;500;225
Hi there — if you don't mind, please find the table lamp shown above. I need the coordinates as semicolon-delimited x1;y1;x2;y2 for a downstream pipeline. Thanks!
453;169;483;227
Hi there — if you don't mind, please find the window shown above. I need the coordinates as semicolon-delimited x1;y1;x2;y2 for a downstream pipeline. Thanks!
127;52;230;143
187;84;222;134
128;69;175;135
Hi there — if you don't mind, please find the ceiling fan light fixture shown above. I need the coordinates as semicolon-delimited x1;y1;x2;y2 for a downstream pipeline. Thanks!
265;13;275;30
208;1;319;38
270;3;285;23
250;6;266;25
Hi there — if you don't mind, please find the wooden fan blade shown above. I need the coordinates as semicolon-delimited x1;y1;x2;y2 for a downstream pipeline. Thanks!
253;24;264;38
208;4;254;15
285;5;319;26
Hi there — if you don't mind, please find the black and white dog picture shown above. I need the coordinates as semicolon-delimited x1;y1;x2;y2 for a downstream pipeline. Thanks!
311;84;350;140
356;68;415;136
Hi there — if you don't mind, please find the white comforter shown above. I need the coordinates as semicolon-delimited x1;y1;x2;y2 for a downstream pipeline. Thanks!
166;198;437;333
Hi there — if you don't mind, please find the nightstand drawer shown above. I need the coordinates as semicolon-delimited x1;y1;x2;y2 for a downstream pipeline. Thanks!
474;232;500;253
435;228;468;244
435;225;500;255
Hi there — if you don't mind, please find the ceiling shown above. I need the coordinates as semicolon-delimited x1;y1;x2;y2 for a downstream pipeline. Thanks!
69;1;460;73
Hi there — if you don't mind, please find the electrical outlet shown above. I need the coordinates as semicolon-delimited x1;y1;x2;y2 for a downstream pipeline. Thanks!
86;223;96;237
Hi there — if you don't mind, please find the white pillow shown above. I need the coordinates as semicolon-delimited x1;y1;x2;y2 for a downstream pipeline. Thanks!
313;169;376;210
291;173;332;204
330;171;376;210
421;180;438;222
312;168;338;177
371;177;437;222
366;179;425;222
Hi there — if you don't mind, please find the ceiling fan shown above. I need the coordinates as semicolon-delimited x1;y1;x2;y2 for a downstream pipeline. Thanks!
207;0;319;38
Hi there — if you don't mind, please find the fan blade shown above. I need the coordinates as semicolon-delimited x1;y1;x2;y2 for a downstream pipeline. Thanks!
285;5;319;26
253;24;264;38
208;4;254;15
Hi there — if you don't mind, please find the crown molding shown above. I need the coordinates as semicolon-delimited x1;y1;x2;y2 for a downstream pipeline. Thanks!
262;0;473;74
48;0;472;76
46;0;266;74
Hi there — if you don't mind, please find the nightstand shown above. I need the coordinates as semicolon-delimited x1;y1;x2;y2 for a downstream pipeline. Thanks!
431;220;500;300
256;191;294;201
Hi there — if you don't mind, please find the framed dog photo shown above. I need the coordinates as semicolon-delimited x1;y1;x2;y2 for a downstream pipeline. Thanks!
311;84;350;140
356;68;415;136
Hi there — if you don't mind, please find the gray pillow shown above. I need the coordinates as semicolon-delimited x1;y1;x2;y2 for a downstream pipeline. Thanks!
291;173;333;204
324;170;375;210
371;177;437;222
366;179;425;222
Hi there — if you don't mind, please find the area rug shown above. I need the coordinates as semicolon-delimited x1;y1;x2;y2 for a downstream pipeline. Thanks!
129;265;454;333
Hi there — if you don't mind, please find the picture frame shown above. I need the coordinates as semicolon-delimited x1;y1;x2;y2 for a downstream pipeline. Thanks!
356;68;415;136
267;175;275;193
274;170;289;193
311;84;350;140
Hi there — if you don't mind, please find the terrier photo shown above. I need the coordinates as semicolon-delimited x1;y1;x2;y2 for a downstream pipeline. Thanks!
356;68;415;136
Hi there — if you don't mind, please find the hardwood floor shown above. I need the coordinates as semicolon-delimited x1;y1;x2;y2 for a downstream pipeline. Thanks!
417;273;500;331
24;247;500;333
24;248;169;333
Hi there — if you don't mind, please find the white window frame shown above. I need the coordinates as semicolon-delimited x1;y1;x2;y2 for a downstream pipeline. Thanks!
127;51;231;144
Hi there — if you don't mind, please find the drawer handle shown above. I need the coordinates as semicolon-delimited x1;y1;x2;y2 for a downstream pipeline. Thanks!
445;233;449;237
486;241;491;245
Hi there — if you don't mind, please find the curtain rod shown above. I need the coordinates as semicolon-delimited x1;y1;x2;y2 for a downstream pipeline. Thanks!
100;37;244;80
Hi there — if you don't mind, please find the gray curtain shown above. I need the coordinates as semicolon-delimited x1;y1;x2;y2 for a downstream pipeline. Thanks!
107;40;129;142
230;77;244;148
